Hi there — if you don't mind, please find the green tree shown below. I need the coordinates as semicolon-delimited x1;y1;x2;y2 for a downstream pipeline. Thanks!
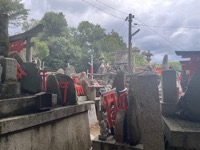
44;37;82;70
40;12;68;40
0;0;29;26
72;21;127;72
33;38;49;62
22;18;39;31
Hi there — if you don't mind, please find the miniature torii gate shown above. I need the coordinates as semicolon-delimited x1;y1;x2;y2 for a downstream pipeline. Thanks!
175;51;200;80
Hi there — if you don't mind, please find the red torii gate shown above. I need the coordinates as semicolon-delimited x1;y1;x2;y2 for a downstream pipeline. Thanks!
175;51;200;80
9;24;44;61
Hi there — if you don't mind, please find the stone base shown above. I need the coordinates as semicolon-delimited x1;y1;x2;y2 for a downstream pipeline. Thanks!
160;102;177;116
0;95;37;118
163;116;200;149
77;96;87;102
92;136;143;150
0;82;20;99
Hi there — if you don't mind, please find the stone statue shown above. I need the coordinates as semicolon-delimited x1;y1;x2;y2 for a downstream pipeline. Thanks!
98;110;109;140
162;54;169;70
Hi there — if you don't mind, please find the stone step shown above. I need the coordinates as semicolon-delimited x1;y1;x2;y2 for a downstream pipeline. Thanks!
0;95;37;118
92;136;143;150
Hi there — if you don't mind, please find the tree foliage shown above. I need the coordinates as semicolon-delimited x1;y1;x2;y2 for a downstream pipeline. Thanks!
22;18;39;31
40;12;68;40
33;38;49;61
44;36;82;70
0;0;28;26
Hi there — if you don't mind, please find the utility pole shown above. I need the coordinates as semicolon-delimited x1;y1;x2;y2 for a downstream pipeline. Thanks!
126;14;140;74
126;14;134;74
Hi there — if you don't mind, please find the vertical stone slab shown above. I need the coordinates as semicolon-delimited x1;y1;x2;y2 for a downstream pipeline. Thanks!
0;58;17;82
161;70;177;115
138;74;164;150
0;14;9;56
127;75;141;146
162;70;177;103
112;71;125;92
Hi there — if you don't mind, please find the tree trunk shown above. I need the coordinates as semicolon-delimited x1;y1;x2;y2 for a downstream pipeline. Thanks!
0;14;9;56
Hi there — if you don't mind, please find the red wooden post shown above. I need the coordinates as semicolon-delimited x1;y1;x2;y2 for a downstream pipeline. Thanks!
118;90;128;111
59;82;69;104
40;70;48;92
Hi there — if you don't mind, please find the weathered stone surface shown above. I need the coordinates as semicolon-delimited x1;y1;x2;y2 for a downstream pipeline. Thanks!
55;73;77;105
8;51;24;65
115;109;126;143
0;95;37;118
92;137;143;150
137;74;164;150
0;101;92;134
35;92;52;111
163;116;200;149
88;103;98;126
112;71;125;92
0;58;17;82
177;67;200;122
0;102;92;150
46;74;62;105
19;62;42;94
65;64;76;76
0;14;9;56
0;82;20;99
127;75;141;146
161;70;178;103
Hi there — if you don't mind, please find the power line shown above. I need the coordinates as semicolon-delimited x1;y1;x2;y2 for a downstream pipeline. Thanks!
138;24;200;30
135;17;183;51
95;0;128;15
82;0;124;20
116;20;127;32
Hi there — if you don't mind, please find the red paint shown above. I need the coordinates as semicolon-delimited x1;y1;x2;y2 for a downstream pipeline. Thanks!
59;82;69;104
75;85;84;96
17;64;27;80
118;91;128;111
10;40;25;53
101;91;118;130
40;70;48;92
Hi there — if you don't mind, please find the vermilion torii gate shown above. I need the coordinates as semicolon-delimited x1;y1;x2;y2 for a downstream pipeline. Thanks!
175;51;200;80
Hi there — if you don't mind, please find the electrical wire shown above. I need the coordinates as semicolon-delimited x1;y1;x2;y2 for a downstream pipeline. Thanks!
116;20;127;33
82;0;124;20
95;0;128;15
138;24;200;30
135;17;183;51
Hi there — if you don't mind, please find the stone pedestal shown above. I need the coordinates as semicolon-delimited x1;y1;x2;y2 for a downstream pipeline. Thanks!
163;116;200;149
138;74;164;150
0;58;17;82
92;136;143;150
161;70;178;115
0;82;20;99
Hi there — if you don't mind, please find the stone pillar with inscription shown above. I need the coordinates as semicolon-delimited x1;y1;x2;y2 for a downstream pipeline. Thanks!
138;74;164;150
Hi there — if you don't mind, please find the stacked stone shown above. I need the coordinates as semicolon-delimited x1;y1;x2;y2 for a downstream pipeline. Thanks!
0;14;20;99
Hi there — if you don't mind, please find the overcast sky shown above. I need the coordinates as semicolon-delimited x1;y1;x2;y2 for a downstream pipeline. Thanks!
11;0;200;63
